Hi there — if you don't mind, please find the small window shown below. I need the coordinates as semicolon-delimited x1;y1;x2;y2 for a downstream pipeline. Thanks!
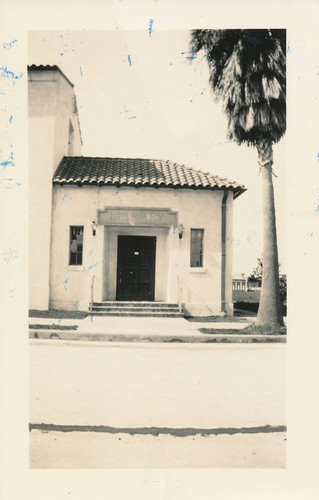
69;226;83;265
68;121;74;155
190;229;204;267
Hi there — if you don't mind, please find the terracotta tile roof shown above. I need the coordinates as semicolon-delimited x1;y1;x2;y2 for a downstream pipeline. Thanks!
53;156;246;198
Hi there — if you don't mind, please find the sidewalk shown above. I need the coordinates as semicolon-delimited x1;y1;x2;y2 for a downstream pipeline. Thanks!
29;314;286;343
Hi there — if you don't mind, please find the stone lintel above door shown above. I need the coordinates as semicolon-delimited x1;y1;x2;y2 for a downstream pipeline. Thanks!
97;207;178;227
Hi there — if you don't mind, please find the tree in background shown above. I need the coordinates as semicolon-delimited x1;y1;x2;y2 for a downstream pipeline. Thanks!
190;29;286;327
248;258;263;289
248;258;287;312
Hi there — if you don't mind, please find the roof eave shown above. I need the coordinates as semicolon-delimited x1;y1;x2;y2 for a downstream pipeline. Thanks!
27;64;74;88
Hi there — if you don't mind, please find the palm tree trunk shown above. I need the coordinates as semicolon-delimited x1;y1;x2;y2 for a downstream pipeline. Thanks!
256;141;284;326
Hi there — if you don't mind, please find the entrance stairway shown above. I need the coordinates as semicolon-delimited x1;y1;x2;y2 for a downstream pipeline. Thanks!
89;301;183;318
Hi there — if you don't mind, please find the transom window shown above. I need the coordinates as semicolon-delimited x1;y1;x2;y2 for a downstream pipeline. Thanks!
190;228;204;267
69;226;83;265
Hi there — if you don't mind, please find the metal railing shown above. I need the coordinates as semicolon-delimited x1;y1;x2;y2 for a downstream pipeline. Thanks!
90;274;95;312
177;275;182;313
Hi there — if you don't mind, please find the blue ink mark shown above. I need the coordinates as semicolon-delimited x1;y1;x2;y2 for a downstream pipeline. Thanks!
149;19;154;37
80;66;83;77
181;51;197;61
0;66;23;85
0;150;14;168
173;226;177;234
287;40;291;54
317;153;319;162
63;278;68;290
307;232;313;236
60;53;64;56
90;315;94;323
73;300;79;310
127;54;132;66
88;263;98;270
2;248;18;264
189;100;193;103
119;106;131;114
9;115;13;124
169;62;173;66
119;105;136;120
114;186;129;196
0;178;22;191
62;193;72;201
2;39;18;50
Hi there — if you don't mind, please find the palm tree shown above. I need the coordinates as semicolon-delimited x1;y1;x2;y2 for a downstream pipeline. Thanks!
190;29;286;327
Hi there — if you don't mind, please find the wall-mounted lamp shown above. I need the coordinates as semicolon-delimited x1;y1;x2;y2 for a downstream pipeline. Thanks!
91;221;97;236
178;223;184;239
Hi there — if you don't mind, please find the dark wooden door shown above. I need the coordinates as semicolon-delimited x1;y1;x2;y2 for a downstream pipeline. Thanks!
116;236;156;301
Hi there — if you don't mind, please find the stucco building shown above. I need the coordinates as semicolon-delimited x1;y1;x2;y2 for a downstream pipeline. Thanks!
29;65;245;317
232;274;248;291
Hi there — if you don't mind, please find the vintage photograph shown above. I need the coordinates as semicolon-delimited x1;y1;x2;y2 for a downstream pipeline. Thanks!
28;29;286;468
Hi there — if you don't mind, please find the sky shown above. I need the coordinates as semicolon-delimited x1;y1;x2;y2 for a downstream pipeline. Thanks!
28;29;286;276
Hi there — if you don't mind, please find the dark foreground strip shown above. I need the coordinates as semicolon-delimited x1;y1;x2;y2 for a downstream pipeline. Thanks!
29;324;78;331
29;423;286;437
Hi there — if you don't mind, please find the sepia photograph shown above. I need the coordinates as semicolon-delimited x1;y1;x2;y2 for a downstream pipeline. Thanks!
1;0;319;498
28;28;287;469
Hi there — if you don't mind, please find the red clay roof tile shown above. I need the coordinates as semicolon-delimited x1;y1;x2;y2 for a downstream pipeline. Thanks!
53;156;246;198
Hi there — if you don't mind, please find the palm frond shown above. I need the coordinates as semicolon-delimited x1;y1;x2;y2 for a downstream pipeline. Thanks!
190;29;286;146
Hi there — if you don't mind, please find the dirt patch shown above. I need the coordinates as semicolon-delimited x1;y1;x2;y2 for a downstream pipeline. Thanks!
243;324;287;336
185;316;250;323
29;310;87;319
200;324;287;336
29;422;286;436
234;309;257;317
199;328;248;335
29;324;78;331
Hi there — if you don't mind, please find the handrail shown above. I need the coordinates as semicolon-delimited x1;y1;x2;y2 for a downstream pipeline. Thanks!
177;275;182;313
90;274;95;312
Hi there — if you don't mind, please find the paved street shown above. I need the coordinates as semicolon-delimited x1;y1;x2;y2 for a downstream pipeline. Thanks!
29;341;286;468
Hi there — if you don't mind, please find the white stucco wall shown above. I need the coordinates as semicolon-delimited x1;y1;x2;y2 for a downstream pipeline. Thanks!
49;184;234;315
28;68;81;309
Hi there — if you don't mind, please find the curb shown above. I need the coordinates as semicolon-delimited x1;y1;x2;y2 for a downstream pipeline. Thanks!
29;330;286;343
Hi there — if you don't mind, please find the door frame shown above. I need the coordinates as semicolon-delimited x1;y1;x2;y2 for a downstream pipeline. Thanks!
103;226;169;302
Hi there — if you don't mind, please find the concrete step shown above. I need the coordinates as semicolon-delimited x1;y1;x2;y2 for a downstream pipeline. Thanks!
89;311;183;318
91;306;180;313
89;301;182;317
91;301;179;308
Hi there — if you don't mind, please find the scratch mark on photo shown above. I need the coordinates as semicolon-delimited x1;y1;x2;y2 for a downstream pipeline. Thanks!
0;66;23;85
2;247;18;264
149;19;154;37
2;39;18;50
